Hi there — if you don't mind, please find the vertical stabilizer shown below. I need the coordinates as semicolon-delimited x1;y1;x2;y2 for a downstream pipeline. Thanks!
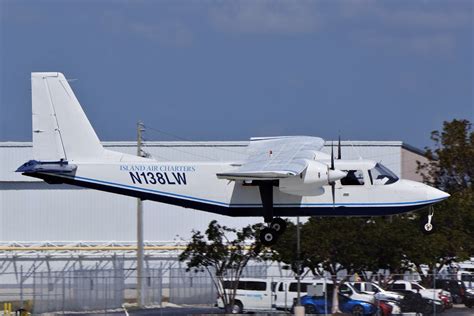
31;72;104;161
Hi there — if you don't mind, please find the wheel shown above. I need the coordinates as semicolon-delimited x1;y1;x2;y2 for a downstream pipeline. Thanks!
420;217;435;235
352;304;365;316
259;227;278;246
304;304;317;314
225;300;243;314
270;218;287;235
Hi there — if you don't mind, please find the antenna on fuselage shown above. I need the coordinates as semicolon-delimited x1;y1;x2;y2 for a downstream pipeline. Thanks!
337;134;342;159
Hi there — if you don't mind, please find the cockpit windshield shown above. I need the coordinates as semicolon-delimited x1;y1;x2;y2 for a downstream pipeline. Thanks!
368;163;399;185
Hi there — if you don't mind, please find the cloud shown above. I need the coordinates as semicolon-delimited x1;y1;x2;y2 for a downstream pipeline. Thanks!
208;1;320;34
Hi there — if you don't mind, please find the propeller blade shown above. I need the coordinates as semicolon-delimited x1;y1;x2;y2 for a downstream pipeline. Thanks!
337;134;341;160
331;182;336;209
331;141;335;170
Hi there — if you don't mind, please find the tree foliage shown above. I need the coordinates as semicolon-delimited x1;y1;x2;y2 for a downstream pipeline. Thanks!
178;220;264;311
418;119;473;192
413;119;474;276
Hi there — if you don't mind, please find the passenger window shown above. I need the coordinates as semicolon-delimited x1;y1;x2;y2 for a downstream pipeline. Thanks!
411;283;423;291
278;283;284;291
341;170;364;185
368;163;399;185
391;284;406;290
340;284;352;295
288;283;312;292
353;283;361;291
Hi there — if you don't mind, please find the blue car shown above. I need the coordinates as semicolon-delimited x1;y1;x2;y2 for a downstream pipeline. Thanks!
299;294;376;315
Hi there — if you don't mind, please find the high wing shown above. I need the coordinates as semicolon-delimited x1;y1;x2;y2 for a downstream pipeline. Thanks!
216;136;325;180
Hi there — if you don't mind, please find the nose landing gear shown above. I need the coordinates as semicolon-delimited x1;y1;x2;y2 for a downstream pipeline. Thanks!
421;206;435;235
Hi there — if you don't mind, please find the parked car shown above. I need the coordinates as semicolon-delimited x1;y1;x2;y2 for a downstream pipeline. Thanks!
464;288;474;308
351;281;404;301
387;280;448;307
399;291;444;315
296;293;376;316
439;292;453;309
216;278;276;313
313;279;375;304
377;300;396;316
434;279;468;304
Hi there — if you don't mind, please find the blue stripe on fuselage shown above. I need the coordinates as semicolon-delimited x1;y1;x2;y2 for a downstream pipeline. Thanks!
42;174;444;212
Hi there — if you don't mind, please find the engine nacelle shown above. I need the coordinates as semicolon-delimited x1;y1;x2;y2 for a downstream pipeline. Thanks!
279;160;329;196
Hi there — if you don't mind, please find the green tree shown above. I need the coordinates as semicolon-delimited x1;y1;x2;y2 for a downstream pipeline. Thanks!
178;220;264;312
273;217;381;314
414;119;474;279
418;119;473;193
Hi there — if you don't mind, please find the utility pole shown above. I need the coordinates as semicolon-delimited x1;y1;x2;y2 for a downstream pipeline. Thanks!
294;216;304;316
136;121;145;307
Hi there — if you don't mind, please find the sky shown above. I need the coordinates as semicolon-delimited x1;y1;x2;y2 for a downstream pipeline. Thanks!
0;0;472;149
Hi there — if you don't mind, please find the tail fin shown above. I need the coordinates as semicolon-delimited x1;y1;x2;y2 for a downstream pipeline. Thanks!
31;72;104;162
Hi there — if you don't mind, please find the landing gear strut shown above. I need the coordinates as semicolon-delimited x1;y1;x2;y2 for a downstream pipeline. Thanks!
258;182;287;246
421;206;435;235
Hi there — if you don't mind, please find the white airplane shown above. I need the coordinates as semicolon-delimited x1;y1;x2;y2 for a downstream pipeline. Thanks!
17;73;450;245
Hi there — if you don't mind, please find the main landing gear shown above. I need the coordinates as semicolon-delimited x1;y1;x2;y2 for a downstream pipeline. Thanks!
420;206;435;235
257;182;287;246
260;218;287;246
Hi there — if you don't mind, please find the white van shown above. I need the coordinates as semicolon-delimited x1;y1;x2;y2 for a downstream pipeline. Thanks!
216;278;276;313
274;279;315;310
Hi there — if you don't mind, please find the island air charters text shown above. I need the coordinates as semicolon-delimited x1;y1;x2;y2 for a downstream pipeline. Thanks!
120;165;195;185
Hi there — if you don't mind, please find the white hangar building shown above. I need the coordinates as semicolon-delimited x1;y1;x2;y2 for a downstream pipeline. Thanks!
0;140;428;243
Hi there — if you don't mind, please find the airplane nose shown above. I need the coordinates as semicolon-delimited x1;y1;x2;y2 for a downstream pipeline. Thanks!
426;186;450;201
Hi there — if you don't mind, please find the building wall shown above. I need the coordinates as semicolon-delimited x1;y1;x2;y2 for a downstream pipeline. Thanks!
1;141;417;242
401;147;429;182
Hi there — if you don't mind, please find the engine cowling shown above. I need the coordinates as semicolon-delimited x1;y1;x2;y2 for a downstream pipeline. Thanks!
279;160;332;196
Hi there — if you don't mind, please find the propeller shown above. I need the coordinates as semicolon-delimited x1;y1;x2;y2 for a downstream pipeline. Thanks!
328;137;346;209
330;142;336;208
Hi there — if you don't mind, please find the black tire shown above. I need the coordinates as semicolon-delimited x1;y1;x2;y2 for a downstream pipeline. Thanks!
304;304;317;314
259;227;278;246
420;217;435;235
270;218;287;235
226;300;243;314
352;304;365;316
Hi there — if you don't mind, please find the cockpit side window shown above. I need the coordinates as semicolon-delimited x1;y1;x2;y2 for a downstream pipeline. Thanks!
341;170;364;185
369;163;399;185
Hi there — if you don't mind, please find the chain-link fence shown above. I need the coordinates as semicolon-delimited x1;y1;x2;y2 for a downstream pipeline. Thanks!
1;267;473;314
32;268;124;314
0;264;270;314
169;268;217;305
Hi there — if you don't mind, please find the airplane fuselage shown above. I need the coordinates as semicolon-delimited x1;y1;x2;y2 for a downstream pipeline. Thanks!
21;157;448;218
